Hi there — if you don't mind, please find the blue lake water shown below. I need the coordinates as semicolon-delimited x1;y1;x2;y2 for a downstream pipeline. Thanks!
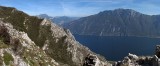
73;34;160;61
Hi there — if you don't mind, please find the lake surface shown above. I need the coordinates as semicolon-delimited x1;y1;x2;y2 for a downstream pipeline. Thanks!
73;34;160;61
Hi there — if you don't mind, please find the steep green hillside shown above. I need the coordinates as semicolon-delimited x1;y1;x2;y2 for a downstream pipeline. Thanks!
0;6;75;65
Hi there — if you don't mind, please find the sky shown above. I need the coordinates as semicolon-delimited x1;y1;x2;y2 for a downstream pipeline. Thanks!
0;0;160;17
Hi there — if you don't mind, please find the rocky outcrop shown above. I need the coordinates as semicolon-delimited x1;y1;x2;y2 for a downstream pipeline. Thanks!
0;20;59;66
113;45;160;66
115;54;152;66
83;54;108;66
83;54;98;66
156;45;160;58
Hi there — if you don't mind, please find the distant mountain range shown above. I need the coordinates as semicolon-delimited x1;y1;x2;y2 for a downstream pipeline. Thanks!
37;14;53;19
37;14;79;25
63;9;160;37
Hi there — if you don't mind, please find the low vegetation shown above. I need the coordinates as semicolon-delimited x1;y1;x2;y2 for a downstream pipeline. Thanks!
3;52;13;65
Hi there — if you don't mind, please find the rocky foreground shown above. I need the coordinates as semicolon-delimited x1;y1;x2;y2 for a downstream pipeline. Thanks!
112;45;160;66
0;6;160;66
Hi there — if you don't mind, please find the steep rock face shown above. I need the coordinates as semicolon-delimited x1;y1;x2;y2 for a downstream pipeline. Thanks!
63;9;160;37
0;20;59;66
0;6;111;66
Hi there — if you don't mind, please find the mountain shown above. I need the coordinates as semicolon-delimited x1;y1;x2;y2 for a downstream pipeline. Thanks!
37;14;79;25
63;9;160;37
37;14;53;19
0;6;111;66
2;6;160;66
53;16;80;25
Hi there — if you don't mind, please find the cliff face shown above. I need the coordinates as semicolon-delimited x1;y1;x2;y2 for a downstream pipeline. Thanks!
0;6;111;66
0;20;59;66
63;9;160;37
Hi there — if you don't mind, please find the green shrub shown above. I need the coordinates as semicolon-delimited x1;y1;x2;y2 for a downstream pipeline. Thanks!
3;52;13;65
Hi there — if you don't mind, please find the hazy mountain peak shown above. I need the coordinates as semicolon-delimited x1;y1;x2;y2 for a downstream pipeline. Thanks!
37;14;80;25
97;8;142;17
37;14;53;19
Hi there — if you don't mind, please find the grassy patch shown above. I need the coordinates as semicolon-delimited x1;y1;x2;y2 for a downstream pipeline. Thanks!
3;52;13;65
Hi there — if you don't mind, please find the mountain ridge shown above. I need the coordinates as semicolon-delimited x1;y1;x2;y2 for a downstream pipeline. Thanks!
63;8;160;37
37;14;80;25
0;6;111;66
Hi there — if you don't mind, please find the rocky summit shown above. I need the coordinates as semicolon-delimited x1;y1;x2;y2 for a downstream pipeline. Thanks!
0;6;160;66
